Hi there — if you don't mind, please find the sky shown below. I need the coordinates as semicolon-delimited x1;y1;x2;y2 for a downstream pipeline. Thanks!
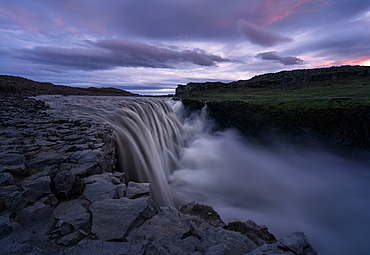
1;0;370;95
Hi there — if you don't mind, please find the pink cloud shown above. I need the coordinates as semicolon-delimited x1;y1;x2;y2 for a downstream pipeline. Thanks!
0;4;38;33
237;19;292;47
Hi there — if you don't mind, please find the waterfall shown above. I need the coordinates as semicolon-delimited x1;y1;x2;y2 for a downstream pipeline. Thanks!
37;95;370;255
37;96;185;206
102;99;184;205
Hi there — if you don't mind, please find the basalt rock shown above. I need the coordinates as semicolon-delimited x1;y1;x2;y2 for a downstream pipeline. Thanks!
0;95;317;254
176;65;370;97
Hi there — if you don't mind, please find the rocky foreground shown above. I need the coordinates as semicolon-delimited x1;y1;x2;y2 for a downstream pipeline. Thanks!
0;95;317;254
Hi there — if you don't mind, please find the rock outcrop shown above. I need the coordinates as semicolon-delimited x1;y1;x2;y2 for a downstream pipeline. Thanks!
0;75;139;96
176;65;370;97
0;95;317;254
181;99;370;157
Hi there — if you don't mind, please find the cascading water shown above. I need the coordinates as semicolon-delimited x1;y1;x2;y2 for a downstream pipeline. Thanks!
37;96;184;206
38;95;370;255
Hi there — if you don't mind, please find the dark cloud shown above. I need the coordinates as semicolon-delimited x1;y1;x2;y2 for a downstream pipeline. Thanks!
18;39;232;70
256;51;303;65
236;20;292;47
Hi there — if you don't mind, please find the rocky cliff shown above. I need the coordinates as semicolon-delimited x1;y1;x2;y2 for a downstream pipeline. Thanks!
0;75;138;96
182;98;370;157
176;65;370;98
0;95;317;254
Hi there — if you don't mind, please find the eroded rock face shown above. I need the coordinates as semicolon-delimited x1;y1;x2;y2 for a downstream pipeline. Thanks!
54;170;76;197
126;207;193;242
0;95;318;255
244;232;318;255
53;199;90;230
14;202;54;235
90;197;156;241
125;181;151;199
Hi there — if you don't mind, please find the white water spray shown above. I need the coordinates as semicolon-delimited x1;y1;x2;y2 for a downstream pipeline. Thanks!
38;96;184;205
38;95;370;255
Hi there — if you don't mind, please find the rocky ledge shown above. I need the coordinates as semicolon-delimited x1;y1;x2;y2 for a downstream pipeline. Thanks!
0;75;139;96
0;95;317;254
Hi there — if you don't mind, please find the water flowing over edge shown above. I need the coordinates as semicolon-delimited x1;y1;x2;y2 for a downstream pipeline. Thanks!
37;95;370;255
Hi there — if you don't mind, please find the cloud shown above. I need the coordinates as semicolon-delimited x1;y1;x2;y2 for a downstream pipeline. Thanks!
18;39;233;70
236;20;292;47
256;51;303;65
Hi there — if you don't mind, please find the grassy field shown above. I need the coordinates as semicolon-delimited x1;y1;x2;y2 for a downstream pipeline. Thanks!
187;74;370;109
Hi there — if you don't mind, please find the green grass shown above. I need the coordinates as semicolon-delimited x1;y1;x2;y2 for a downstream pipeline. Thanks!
189;74;370;108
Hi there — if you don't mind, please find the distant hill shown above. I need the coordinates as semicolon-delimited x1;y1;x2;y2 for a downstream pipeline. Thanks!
0;75;139;96
176;65;370;99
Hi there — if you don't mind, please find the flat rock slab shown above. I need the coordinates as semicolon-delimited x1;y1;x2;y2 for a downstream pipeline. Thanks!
71;149;104;164
245;232;318;255
53;199;90;230
27;152;65;168
126;182;151;199
0;214;12;239
127;207;192;242
83;179;117;203
200;227;257;254
85;173;112;184
62;240;133;255
0;152;25;165
90;197;156;241
21;176;52;194
0;172;14;185
15;202;55;235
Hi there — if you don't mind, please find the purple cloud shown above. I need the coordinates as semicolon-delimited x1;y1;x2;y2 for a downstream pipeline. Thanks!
18;39;233;70
256;51;303;65
236;20;292;47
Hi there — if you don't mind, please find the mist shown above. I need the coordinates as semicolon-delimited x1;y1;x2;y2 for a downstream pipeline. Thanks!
170;101;370;255
38;96;370;255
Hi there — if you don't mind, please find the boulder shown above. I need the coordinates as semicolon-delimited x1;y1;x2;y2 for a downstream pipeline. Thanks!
126;207;193;243
57;231;84;247
63;240;132;255
0;214;12;239
224;220;276;245
0;185;20;201
0;238;44;255
54;170;76;196
0;152;25;165
27;151;65;168
53;199;90;230
113;172;125;183
84;173;112;184
83;179;117;203
70;162;102;176
0;163;26;175
90;197;156;241
125;182;151;199
0;172;14;186
19;189;43;201
116;184;127;198
180;202;226;228
8;196;29;211
21;176;52;194
71;149;104;165
15;202;55;235
244;232;317;255
200;227;257;254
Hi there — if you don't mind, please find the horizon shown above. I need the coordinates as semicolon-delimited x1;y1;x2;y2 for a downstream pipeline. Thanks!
4;64;368;96
1;1;370;95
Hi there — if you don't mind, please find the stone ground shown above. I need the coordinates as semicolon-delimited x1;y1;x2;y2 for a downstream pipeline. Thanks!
0;95;317;254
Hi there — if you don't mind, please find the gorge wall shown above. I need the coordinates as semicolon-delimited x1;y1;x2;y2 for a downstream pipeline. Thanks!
0;95;318;254
176;65;370;98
